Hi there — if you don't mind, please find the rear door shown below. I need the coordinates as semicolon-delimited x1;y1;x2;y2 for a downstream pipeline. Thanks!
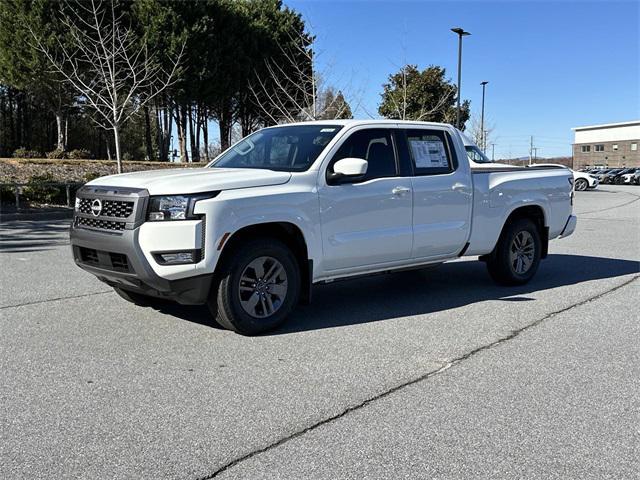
398;127;473;259
318;127;413;272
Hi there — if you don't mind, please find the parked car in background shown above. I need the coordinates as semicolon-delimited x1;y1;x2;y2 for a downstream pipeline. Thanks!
591;169;615;183
461;133;518;169
635;170;640;185
529;163;598;191
617;168;640;184
600;168;627;184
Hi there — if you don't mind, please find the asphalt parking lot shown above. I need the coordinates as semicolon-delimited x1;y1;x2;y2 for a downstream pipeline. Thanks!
1;185;639;479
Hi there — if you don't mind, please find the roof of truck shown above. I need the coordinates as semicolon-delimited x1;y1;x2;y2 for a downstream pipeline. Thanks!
277;119;455;128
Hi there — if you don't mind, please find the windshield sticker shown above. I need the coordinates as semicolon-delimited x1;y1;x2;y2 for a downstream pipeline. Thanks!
320;128;336;132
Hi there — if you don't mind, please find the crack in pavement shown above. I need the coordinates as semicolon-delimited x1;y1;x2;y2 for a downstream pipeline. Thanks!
0;290;112;310
198;274;640;480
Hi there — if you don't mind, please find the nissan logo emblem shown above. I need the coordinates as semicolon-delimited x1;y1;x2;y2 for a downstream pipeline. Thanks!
91;199;102;216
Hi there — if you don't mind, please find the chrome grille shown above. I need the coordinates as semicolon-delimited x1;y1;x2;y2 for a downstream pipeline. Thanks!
75;216;126;231
78;198;134;218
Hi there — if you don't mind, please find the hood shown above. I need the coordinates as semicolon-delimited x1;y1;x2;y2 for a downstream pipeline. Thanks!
86;167;292;195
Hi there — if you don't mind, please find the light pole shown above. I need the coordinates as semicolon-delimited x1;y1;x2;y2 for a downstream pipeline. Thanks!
480;81;488;151
451;27;471;129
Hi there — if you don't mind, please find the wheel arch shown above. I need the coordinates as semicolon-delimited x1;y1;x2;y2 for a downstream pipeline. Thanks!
216;221;313;304
484;204;549;260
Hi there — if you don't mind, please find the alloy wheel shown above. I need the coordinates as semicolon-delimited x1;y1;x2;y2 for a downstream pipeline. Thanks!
509;231;535;275
238;256;288;318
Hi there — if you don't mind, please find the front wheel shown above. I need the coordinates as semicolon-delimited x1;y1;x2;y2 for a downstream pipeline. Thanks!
208;238;300;335
574;178;588;191
486;218;542;286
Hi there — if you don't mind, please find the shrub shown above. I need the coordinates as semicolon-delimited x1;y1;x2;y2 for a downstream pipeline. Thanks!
122;152;134;161
12;147;43;159
0;184;16;205
83;171;102;182
68;148;92;160
46;148;67;159
22;173;62;204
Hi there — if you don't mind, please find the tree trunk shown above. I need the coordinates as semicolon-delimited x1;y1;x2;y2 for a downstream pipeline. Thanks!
113;126;122;173
187;103;199;162
195;104;201;161
175;104;189;163
106;134;112;161
218;102;233;151
144;105;154;161
55;112;65;151
202;107;209;162
155;106;164;161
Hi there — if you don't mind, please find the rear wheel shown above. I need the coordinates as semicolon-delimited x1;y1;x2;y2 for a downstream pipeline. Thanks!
486;218;542;285
574;178;588;191
208;238;300;335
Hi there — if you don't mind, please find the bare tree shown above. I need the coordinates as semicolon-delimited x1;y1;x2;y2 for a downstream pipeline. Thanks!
250;30;357;124
468;114;495;152
30;0;183;172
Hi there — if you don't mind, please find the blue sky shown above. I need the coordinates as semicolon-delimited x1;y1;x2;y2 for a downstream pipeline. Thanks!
285;0;639;159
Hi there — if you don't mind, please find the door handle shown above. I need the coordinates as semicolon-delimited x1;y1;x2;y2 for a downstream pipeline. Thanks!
392;186;411;196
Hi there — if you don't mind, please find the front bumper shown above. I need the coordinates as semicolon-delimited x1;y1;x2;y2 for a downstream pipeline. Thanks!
70;185;212;304
559;215;577;238
70;225;212;304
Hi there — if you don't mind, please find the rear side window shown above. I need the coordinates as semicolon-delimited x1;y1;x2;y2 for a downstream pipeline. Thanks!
404;129;454;175
329;128;397;181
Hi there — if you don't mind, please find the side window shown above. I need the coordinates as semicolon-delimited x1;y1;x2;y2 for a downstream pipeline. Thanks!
404;129;454;175
329;128;397;181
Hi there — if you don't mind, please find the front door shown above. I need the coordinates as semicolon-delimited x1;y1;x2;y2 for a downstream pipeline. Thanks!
318;128;413;272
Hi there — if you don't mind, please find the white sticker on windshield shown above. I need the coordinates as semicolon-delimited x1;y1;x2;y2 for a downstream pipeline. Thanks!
410;139;449;169
320;128;336;132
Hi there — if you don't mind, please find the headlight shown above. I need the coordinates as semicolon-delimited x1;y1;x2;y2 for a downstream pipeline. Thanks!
148;194;205;221
147;192;219;221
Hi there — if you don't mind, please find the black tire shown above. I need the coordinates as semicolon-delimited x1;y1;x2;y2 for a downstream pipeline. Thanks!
486;218;542;286
574;178;588;191
208;238;300;335
113;287;154;306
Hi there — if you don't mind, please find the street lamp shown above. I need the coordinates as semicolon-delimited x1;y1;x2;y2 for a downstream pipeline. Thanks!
451;27;471;129
480;81;488;151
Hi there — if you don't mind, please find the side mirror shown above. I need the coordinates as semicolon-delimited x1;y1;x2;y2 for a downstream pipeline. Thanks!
328;157;368;184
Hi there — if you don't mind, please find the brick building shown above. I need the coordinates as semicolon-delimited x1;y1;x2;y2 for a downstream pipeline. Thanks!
572;120;640;168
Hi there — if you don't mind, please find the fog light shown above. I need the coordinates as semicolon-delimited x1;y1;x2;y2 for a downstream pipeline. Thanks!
154;250;201;265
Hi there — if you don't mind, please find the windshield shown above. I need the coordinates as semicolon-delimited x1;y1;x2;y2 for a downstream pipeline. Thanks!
210;124;343;172
465;145;493;164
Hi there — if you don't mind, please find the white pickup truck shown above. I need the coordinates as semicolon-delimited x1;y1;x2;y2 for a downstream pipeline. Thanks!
70;120;577;335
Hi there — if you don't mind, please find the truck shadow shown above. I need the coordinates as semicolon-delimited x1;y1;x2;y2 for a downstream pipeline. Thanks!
0;220;71;253
156;254;639;334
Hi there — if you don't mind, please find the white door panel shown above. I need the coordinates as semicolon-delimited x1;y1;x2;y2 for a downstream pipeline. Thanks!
402;128;473;259
319;178;413;271
411;174;472;258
